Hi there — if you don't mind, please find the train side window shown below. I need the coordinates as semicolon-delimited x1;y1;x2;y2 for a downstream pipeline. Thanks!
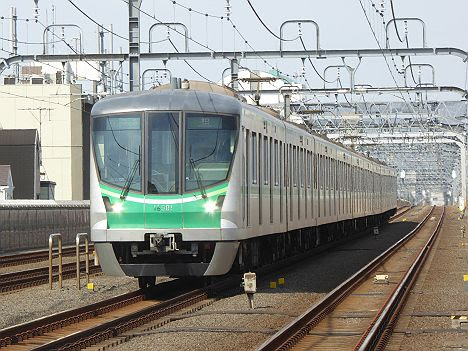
319;155;323;189
245;129;250;226
274;140;279;186
293;146;297;187
307;151;311;188
300;148;304;188
280;141;283;224
264;136;269;185
314;154;317;189
252;132;257;184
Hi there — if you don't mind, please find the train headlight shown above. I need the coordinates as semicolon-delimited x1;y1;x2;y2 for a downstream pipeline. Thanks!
112;202;123;213
204;200;218;213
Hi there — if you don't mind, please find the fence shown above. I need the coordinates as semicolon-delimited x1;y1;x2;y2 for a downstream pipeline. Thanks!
0;200;90;252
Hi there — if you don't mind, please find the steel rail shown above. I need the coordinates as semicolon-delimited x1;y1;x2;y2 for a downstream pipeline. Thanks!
257;206;437;351
22;277;237;351
355;206;445;350
0;245;94;268
0;289;146;347
0;260;100;292
388;206;413;222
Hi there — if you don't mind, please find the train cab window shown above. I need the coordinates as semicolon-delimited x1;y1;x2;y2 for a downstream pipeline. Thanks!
93;114;142;191
184;113;239;192
148;112;180;194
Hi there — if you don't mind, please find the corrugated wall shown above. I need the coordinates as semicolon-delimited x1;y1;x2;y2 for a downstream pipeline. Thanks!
0;201;90;252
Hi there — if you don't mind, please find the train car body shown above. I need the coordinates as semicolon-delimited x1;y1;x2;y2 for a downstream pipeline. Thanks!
90;84;397;285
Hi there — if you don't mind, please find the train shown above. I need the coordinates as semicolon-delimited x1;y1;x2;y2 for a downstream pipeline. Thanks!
90;81;397;288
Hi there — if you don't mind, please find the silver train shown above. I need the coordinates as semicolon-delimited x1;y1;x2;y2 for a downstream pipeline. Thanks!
90;82;397;286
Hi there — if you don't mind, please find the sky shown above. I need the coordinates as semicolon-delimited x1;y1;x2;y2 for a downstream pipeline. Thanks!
0;0;467;96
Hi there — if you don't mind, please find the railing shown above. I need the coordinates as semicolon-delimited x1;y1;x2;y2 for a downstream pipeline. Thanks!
75;233;90;290
48;233;62;289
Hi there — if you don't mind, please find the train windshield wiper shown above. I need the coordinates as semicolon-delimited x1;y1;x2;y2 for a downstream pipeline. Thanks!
189;158;207;199
120;147;141;200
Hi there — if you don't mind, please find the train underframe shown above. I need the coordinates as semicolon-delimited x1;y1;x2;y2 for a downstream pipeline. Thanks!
109;209;395;289
235;209;396;272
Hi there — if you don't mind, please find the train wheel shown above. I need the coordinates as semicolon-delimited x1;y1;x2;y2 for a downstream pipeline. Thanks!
138;276;156;289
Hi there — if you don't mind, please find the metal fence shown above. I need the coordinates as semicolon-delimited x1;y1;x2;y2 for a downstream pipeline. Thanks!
0;200;90;253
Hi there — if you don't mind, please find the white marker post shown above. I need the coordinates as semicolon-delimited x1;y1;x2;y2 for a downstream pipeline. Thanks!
243;272;256;309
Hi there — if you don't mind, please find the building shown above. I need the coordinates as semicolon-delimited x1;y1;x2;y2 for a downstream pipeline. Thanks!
0;130;40;199
0;83;88;200
0;165;14;200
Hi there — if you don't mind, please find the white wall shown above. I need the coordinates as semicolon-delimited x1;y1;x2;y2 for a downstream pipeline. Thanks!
0;84;83;200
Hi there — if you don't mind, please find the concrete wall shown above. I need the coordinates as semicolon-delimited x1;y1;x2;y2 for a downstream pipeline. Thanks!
0;84;84;200
0;200;90;253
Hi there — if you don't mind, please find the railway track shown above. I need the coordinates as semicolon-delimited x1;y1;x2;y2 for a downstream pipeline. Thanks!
0;277;237;350
258;205;444;351
0;260;100;293
0;245;94;268
0;208;417;350
388;206;413;222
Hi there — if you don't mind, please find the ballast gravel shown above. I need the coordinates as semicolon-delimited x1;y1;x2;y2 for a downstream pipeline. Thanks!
112;210;424;351
0;274;139;329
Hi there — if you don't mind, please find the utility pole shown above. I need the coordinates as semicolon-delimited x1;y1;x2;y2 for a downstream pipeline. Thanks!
128;0;142;91
109;24;114;94
98;25;107;92
10;6;18;80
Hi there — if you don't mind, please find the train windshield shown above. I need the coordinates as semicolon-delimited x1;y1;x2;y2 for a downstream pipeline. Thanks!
185;113;238;192
148;112;180;194
93;115;142;191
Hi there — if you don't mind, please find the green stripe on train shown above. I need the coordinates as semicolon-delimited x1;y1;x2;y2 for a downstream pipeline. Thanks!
100;182;228;229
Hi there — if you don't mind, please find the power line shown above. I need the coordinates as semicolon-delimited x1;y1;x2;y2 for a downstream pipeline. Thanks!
299;36;337;84
0;35;62;45
37;19;128;87
122;0;216;53
357;0;409;104
168;38;215;83
245;0;297;42
0;89;89;115
162;0;296;80
389;0;404;42
67;0;128;41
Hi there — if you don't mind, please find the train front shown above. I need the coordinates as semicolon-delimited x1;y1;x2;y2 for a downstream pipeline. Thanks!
90;89;242;284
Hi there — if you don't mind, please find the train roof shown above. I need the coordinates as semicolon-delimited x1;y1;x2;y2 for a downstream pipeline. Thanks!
91;88;242;116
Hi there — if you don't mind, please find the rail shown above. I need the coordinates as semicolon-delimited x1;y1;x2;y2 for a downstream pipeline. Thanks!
356;206;445;350
258;206;439;351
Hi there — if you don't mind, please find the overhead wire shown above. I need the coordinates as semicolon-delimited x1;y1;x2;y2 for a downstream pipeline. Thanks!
389;0;404;42
164;0;295;80
167;38;215;83
244;0;297;41
67;0;128;41
357;0;412;106
36;19;129;87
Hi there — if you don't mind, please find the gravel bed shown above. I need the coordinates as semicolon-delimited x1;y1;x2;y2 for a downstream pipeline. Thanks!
386;206;468;350
0;274;139;329
112;212;422;351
